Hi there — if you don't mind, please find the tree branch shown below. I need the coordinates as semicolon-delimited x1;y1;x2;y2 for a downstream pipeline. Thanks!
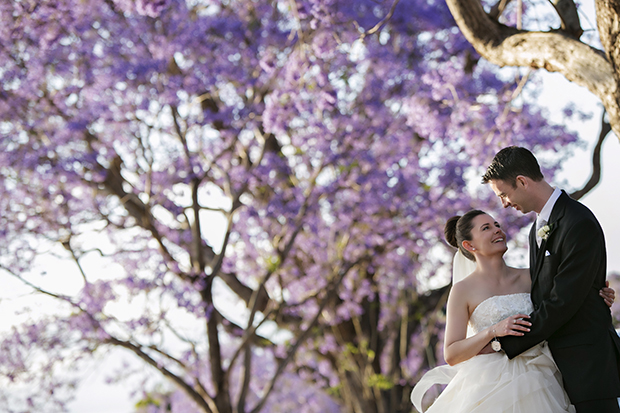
236;341;253;413
548;0;583;38
570;110;611;200
445;0;620;140
218;271;271;312
96;150;190;281
488;0;511;20
361;0;400;38
106;336;217;413
204;289;232;412
190;176;206;273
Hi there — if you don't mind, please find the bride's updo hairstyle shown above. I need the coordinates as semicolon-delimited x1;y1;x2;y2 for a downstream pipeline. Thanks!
444;210;486;261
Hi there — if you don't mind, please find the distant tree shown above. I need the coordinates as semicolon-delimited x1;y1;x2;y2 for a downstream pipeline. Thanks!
0;1;582;412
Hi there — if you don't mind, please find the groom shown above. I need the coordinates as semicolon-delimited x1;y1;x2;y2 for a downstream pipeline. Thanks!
483;146;620;413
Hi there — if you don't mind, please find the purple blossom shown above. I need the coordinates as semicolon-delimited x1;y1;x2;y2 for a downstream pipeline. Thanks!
136;0;170;17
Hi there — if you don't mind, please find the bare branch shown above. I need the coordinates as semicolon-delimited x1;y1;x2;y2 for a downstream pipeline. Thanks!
208;212;234;280
170;104;192;162
548;0;583;38
225;304;278;374
191;177;206;273
58;234;89;284
106;336;217;413
237;343;253;413
489;0;511;20
97;152;180;267
362;0;400;38
570;110;611;200
219;272;270;312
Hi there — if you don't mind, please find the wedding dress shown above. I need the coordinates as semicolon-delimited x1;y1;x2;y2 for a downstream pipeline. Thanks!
411;293;575;413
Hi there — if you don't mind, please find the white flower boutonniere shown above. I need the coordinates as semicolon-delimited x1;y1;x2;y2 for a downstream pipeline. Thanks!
537;223;554;241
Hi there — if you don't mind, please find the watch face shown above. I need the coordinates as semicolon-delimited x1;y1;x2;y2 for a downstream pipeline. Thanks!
491;340;501;352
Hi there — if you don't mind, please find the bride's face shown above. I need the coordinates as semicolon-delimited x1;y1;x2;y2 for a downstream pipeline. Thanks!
466;214;508;256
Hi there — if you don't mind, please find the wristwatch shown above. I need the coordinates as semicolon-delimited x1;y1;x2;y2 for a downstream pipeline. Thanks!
491;337;502;352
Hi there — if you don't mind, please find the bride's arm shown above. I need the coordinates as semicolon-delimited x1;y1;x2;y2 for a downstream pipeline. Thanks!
443;284;531;366
443;283;491;365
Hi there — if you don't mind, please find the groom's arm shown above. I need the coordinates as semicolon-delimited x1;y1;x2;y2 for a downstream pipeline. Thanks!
500;218;606;358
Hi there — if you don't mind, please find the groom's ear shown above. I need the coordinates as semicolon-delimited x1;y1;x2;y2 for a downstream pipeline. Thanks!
515;175;528;188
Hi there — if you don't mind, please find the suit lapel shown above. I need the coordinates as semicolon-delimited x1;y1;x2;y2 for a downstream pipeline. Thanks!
533;238;548;284
529;221;538;280
531;227;546;287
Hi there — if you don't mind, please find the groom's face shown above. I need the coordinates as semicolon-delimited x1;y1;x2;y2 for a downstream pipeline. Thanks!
488;178;532;214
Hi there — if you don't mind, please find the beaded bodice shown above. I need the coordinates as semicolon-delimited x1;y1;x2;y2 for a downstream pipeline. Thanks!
469;293;533;334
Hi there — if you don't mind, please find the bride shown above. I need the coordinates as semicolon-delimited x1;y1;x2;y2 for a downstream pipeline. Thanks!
411;210;615;413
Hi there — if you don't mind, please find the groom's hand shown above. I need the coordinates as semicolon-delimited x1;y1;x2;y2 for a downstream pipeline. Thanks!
600;281;615;308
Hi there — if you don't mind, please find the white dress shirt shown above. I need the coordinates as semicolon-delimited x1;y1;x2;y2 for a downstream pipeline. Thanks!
536;187;561;246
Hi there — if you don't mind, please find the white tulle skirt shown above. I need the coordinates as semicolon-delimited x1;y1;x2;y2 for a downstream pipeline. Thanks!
411;342;575;413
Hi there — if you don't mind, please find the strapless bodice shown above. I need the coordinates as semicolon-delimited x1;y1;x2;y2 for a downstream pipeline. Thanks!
469;293;533;334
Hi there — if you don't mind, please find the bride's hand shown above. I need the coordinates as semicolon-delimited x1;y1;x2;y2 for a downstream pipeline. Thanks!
600;281;615;308
492;314;531;337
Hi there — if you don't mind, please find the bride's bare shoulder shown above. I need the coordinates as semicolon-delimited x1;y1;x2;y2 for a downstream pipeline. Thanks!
510;267;531;289
453;270;480;287
450;271;483;300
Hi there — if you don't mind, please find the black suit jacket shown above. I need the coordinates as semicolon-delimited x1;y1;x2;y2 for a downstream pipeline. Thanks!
500;191;620;403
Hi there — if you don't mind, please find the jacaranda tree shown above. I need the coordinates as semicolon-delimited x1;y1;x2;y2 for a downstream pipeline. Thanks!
0;1;584;412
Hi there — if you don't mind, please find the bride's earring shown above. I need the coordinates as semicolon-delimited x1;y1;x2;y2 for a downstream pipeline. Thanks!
463;241;476;252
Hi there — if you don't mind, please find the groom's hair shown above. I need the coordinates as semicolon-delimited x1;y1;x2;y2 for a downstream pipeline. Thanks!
482;146;544;186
